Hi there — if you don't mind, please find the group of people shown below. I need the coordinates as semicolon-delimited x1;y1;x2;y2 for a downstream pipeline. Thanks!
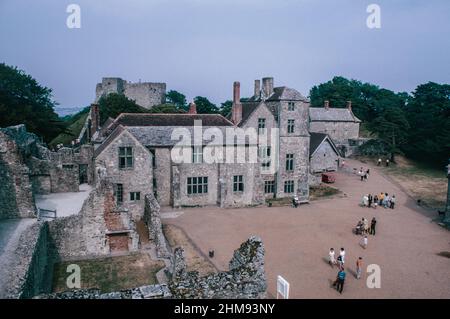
361;192;396;209
377;158;390;167
357;167;370;181
328;247;365;293
355;217;376;236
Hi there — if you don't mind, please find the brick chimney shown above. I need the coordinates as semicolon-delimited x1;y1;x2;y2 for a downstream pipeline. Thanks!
324;100;330;110
90;103;100;137
231;81;242;125
347;100;352;112
262;77;274;98
254;79;261;98
188;101;197;114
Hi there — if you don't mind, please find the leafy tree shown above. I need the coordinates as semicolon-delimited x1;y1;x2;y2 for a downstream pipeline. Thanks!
193;96;219;114
220;100;232;117
0;63;66;142
148;104;186;113
166;90;187;111
98;93;145;124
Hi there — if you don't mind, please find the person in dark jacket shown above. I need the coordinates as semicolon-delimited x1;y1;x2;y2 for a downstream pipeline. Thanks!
370;217;377;235
333;268;346;294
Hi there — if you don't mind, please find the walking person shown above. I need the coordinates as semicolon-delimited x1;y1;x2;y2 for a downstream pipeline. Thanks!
377;158;382;166
368;194;373;208
386;159;390;167
390;195;396;209
363;218;369;235
329;248;336;267
359;168;364;181
370;217;377;235
356;257;363;279
333;268;346;294
361;235;368;249
339;247;346;265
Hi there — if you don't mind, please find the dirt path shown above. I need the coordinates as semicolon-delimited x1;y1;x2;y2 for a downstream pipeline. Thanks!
163;158;450;298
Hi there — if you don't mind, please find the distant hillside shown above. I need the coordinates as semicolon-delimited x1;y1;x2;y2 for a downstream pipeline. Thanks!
50;108;89;147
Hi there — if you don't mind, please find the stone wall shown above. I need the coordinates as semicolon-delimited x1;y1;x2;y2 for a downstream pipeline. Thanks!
310;140;339;173
48;179;139;260
309;121;360;145
169;236;267;299
143;193;170;258
5;222;53;299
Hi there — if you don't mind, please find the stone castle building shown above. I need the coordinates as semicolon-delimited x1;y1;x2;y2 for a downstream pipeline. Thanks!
92;77;313;214
309;100;361;157
95;77;166;109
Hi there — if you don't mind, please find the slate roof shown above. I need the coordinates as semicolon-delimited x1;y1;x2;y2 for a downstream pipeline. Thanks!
113;113;234;127
309;132;340;157
309;107;362;122
266;87;308;102
94;125;125;157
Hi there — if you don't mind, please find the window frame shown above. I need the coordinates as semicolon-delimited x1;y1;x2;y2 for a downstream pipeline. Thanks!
258;118;266;135
288;102;295;111
119;146;133;169
264;180;275;194
115;183;123;205
233;175;244;192
286;153;294;171
192;146;203;164
130;191;141;201
284;180;295;193
187;176;208;195
287;119;295;134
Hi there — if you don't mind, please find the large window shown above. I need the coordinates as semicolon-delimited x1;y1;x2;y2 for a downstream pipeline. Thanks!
233;175;244;192
258;118;266;135
115;184;123;205
130;192;141;201
286;153;294;171
284;180;294;193
119;147;133;169
187;177;208;194
259;146;271;171
264;180;275;194
192;146;203;164
287;119;295;133
288;102;295;111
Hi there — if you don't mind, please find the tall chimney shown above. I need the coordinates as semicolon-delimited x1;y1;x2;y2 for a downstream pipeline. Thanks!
188;101;197;114
254;79;261;98
90;103;100;137
262;77;274;98
231;81;242;125
324;100;330;110
347;100;352;111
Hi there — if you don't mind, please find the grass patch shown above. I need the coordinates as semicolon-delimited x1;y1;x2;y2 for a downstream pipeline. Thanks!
163;224;216;276
309;184;342;201
52;253;164;293
50;111;88;148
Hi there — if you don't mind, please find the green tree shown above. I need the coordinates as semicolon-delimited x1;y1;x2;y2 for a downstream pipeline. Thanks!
148;103;186;113
220;100;232;116
166;90;187;111
98;93;145;124
193;96;219;114
0;63;66;142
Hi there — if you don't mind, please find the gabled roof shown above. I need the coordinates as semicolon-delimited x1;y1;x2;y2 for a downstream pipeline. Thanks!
309;107;362;122
309;132;341;157
266;87;308;102
113;113;234;127
94;125;126;157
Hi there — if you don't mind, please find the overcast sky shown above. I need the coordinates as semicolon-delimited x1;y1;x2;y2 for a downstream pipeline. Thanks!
1;0;449;110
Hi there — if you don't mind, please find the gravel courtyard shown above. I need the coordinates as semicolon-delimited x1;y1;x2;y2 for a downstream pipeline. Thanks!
163;159;450;298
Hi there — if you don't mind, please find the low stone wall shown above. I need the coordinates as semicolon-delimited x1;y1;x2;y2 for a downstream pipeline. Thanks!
169;236;267;299
5;222;53;299
144;193;171;258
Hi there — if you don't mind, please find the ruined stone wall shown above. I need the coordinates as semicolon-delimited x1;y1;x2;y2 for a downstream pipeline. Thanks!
310;140;339;173
0;130;36;219
95;130;153;221
48;179;139;259
170;236;267;299
144;193;170;258
153;148;172;206
5;222;53;299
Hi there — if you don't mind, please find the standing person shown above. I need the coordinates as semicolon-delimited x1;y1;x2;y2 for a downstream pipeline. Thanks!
359;169;364;181
370;217;377;235
292;195;299;208
384;193;390;208
329;248;336;267
361;235;368;249
363;218;369;234
373;194;378;209
379;192;384;206
386;159;390;167
333;268;346;294
368;194;373;208
390;195;396;209
339;248;346;265
356;257;363;279
377;158;382;166
363;194;369;207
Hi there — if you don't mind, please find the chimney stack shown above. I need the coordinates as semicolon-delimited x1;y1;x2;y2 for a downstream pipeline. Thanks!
347;100;352;111
324;100;330;110
262;77;274;99
90;103;100;137
231;81;242;125
254;79;261;98
188;101;197;114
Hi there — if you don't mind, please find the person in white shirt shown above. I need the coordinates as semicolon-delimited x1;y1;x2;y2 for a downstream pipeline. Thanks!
361;236;368;249
339;248;346;265
329;248;336;267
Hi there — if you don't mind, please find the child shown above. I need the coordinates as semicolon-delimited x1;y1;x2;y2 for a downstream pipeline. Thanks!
361;236;368;249
329;248;336;267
